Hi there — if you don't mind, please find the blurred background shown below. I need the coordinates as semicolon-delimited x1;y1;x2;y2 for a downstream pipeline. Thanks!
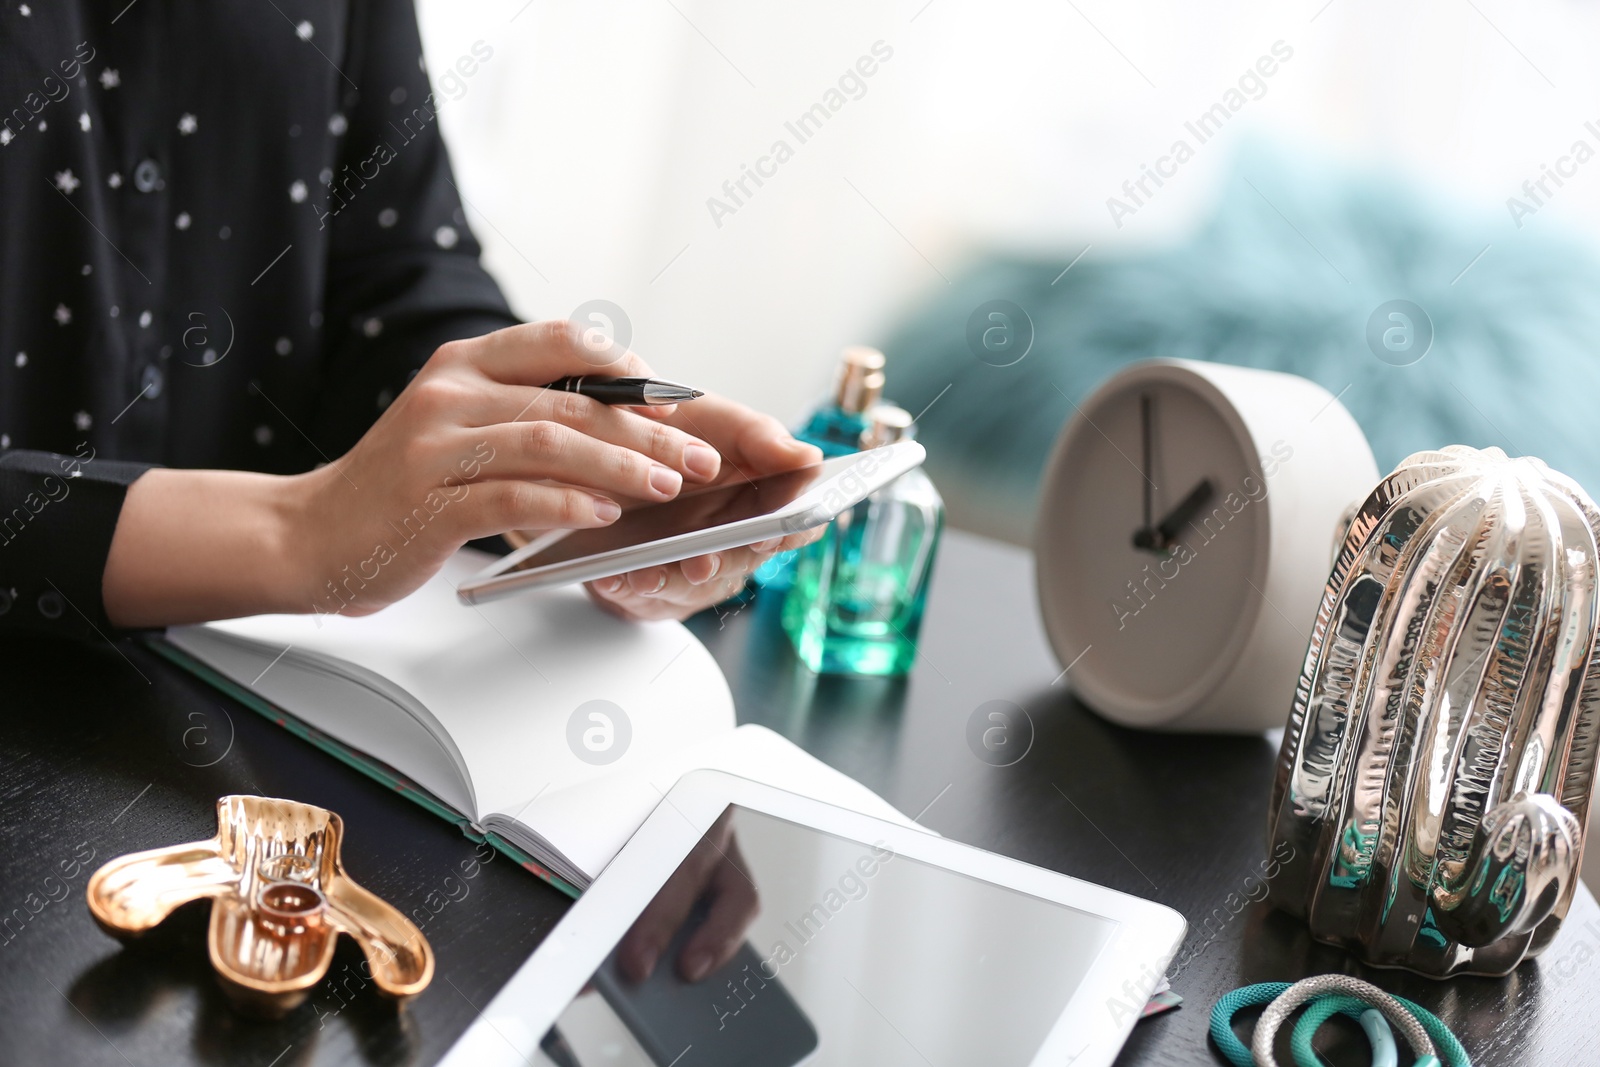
417;0;1600;887
417;0;1600;540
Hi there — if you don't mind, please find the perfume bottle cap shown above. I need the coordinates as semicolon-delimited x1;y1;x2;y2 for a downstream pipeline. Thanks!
835;347;887;412
860;404;915;448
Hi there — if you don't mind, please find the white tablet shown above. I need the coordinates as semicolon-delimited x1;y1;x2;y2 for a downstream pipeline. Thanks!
441;770;1186;1067
457;441;926;605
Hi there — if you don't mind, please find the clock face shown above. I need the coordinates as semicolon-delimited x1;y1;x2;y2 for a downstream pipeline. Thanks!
1038;370;1269;720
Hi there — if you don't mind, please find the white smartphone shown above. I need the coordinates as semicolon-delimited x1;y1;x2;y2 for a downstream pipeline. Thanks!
455;440;925;605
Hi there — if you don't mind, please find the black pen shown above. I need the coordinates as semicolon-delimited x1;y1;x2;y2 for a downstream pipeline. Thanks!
545;375;704;406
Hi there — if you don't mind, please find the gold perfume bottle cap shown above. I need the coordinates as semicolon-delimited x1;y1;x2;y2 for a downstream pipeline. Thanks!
860;404;915;448
835;346;887;413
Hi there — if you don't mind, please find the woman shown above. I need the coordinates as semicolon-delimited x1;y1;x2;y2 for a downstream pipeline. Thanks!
0;0;820;636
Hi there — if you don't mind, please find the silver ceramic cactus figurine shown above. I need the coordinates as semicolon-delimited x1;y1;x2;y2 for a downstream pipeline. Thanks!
1267;445;1599;977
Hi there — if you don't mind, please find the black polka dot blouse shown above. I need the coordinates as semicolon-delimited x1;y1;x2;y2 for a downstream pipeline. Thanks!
0;0;519;637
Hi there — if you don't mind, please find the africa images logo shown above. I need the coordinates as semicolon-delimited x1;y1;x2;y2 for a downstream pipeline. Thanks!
567;699;632;766
705;41;895;228
1105;40;1294;229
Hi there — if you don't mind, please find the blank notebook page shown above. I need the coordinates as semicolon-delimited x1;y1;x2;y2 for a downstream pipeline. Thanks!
176;549;735;820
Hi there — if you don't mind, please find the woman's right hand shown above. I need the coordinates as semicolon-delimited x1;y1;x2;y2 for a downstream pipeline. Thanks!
104;320;723;627
292;320;725;617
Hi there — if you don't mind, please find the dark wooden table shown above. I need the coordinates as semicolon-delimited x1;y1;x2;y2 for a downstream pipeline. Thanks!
2;530;1596;1067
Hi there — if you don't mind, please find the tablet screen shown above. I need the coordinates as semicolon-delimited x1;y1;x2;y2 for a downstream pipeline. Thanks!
538;805;1119;1067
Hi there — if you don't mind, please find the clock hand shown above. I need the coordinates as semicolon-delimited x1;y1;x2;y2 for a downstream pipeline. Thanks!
1140;393;1154;534
1152;478;1216;548
1131;393;1158;550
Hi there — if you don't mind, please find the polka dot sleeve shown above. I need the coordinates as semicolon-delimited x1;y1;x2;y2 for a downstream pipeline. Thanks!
0;449;154;637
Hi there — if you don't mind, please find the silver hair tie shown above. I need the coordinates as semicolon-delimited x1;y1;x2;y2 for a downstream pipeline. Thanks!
1250;974;1433;1067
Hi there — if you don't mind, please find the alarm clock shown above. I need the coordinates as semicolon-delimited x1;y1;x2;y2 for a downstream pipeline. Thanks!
1034;359;1378;732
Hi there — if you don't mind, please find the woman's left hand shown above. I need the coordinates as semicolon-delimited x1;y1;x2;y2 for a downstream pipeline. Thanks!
585;393;825;622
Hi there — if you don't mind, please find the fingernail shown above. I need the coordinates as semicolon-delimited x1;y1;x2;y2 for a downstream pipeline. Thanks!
681;950;712;982
688;555;721;586
630;568;668;595
594;497;622;522
635;948;659;981
752;537;783;553
649;465;683;497
598;575;625;595
683;442;720;479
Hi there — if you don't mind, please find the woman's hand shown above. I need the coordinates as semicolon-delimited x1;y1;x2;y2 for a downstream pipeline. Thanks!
587;528;826;622
104;321;730;626
584;393;825;622
293;320;743;617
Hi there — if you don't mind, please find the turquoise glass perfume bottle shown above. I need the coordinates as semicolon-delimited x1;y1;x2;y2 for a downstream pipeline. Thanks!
782;405;943;676
752;346;886;590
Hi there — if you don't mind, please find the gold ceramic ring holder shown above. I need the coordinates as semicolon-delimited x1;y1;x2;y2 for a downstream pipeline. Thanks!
87;795;434;1017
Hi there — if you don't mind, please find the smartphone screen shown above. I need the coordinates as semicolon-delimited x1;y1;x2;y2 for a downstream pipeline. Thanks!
507;454;852;572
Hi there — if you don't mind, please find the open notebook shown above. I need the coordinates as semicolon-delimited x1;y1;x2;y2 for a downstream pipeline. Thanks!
153;549;911;896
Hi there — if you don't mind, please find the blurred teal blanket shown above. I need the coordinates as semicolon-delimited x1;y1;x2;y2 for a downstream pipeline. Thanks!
885;150;1600;543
